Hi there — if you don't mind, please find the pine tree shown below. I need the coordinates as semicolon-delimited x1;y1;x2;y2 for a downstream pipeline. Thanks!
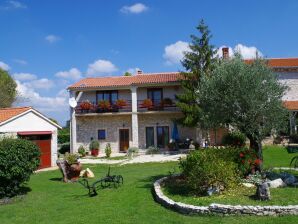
176;20;217;127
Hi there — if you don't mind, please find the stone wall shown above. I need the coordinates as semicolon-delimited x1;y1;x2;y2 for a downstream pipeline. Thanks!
154;176;298;216
76;115;132;152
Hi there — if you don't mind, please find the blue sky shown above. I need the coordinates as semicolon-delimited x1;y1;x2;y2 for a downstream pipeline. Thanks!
0;0;298;126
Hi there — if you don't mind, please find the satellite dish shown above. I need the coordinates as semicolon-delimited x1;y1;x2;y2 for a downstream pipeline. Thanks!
69;97;77;108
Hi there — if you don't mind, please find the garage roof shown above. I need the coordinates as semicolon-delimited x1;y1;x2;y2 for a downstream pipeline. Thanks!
0;107;61;129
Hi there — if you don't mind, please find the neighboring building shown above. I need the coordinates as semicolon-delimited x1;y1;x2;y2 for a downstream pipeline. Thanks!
68;72;201;153
0;107;61;169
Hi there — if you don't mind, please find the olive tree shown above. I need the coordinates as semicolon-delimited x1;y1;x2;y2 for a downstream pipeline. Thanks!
198;56;288;170
0;69;17;108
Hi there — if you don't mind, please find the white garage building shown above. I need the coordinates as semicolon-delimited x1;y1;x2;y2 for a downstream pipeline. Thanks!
0;107;61;169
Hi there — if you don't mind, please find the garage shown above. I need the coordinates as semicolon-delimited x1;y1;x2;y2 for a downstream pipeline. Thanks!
0;107;61;169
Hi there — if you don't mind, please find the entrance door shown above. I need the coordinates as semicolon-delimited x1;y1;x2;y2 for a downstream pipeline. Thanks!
157;126;169;148
119;129;129;152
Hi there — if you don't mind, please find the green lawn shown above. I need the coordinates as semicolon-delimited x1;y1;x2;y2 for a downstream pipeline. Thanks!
263;145;298;168
0;146;298;223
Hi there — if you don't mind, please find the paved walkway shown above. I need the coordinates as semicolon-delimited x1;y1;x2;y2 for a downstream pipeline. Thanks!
79;153;186;165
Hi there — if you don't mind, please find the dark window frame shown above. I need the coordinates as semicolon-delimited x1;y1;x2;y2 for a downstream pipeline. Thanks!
96;90;118;104
147;88;163;102
156;126;169;148
145;126;155;148
98;129;106;140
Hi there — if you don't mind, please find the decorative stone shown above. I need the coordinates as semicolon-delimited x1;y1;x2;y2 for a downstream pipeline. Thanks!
266;178;287;188
256;183;271;201
283;175;297;186
242;183;255;188
86;168;95;178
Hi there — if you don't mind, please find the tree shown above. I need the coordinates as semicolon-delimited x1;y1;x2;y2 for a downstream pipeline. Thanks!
198;56;288;170
123;72;132;76
0;69;17;108
176;19;218;127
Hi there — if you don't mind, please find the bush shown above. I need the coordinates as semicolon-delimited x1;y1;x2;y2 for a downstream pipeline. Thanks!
59;142;70;154
127;147;139;159
105;143;112;158
78;145;86;157
89;140;99;150
146;146;160;155
222;131;246;147
0;138;40;198
64;153;79;165
179;148;239;195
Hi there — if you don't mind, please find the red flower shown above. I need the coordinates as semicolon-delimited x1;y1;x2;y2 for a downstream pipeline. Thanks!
241;160;245;164
254;159;262;165
239;153;244;158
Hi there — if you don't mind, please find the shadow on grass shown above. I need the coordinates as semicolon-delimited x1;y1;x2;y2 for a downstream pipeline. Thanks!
49;177;63;182
137;175;165;189
0;186;31;205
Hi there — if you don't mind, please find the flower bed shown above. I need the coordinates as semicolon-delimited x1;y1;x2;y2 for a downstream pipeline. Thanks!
153;175;298;216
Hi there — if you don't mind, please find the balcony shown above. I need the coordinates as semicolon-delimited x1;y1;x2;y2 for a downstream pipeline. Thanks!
137;98;180;112
75;100;132;114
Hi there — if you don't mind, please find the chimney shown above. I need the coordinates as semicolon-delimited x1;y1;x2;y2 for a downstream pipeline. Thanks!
222;47;229;59
137;69;143;75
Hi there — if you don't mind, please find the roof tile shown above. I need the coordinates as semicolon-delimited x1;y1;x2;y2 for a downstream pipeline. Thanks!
0;107;31;123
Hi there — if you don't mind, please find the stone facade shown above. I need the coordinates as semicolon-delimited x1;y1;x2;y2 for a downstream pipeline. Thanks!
76;114;132;152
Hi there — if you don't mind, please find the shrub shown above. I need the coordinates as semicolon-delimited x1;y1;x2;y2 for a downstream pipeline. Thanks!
127;147;139;159
222;131;246;147
59;142;70;154
179;148;239;195
105;143;112;158
78;145;86;157
89;140;99;150
146;146;160;155
64;153;79;165
0;138;40;198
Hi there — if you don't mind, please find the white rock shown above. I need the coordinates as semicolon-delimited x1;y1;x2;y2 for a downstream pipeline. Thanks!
266;178;287;188
242;183;255;188
86;168;95;178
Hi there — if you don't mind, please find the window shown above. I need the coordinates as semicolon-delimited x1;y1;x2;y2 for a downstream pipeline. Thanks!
96;90;118;104
98;129;106;140
146;127;154;148
147;88;163;104
156;126;169;148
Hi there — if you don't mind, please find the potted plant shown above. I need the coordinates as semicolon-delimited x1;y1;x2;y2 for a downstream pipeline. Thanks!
57;152;82;182
80;100;92;111
161;98;173;106
89;139;100;156
115;99;127;109
141;98;153;109
98;100;111;112
78;145;86;158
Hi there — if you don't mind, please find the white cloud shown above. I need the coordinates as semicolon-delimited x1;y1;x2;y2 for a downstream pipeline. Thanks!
126;67;141;74
45;35;60;43
0;61;10;71
55;68;82;80
24;78;54;90
216;44;263;59
13;73;37;81
87;59;118;75
13;59;27;65
120;3;148;14
163;41;190;65
15;80;67;112
1;1;27;10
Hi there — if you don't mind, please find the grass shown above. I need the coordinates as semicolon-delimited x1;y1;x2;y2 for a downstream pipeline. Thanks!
0;146;298;223
263;145;298;168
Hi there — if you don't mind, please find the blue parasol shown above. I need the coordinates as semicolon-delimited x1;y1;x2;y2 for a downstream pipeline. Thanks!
171;122;180;141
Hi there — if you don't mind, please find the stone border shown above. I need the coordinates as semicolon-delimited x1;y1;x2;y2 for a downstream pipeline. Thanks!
153;175;298;216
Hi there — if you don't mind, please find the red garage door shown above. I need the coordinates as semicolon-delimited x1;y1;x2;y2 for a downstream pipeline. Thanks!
18;131;52;169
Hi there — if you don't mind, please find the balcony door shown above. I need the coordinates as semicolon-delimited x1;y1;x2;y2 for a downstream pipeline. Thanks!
96;90;118;104
156;126;169;149
147;88;163;108
146;127;155;148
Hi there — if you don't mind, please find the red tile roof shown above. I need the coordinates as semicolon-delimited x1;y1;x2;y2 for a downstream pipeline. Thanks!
68;72;182;89
245;58;298;67
0;107;31;123
283;101;298;111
